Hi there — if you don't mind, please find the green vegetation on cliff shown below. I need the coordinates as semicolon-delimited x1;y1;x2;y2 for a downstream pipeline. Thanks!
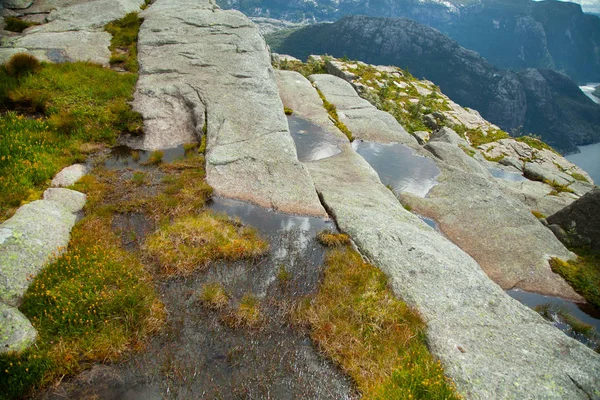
551;249;600;310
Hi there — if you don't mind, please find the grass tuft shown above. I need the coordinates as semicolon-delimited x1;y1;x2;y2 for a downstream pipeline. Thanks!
296;246;461;399
571;172;590;183
316;88;354;141
284;107;294;115
143;213;268;275
531;210;546;219
221;293;264;329
143;150;164;165
4;17;37;33
4;53;41;78
199;283;230;310
535;303;595;336
316;230;352;248
544;179;574;196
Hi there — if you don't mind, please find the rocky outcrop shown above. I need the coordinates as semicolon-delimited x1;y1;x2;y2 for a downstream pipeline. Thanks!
268;15;600;153
277;70;600;398
50;163;90;187
0;0;145;65
547;188;600;251
130;0;325;217
308;73;418;146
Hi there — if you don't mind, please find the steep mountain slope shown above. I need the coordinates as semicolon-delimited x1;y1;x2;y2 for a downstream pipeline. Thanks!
268;15;600;153
219;0;600;83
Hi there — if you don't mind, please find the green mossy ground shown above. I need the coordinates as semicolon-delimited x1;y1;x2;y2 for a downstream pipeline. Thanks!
551;248;600;310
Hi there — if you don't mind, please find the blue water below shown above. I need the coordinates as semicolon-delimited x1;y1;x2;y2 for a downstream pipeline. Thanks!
565;142;600;185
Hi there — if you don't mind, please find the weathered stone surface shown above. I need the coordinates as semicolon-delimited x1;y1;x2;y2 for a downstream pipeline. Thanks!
412;130;430;145
479;138;593;184
304;147;600;399
130;0;325;217
496;178;577;217
524;162;574;186
429;126;468;146
1;0;144;66
309;74;418;146
3;0;33;9
0;200;77;307
271;53;301;64
425;141;491;177
43;188;86;213
0;303;36;355
51;163;89;187
548;188;600;251
401;163;581;301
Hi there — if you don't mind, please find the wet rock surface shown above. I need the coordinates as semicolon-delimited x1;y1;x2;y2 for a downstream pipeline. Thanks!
548;188;600;251
129;0;325;217
0;0;144;65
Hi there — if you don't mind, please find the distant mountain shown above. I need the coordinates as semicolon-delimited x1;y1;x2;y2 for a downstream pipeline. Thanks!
218;0;600;83
268;15;600;153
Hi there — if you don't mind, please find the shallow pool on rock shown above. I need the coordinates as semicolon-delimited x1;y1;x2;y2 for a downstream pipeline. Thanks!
488;167;527;182
508;289;600;350
287;115;344;162
352;141;440;197
103;144;189;170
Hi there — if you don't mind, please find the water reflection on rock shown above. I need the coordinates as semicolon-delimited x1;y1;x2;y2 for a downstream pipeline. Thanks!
288;115;344;162
352;141;440;197
488;167;527;182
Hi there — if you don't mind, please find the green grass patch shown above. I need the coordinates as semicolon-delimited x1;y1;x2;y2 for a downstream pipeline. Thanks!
544;179;575;196
571;172;590;183
550;249;600;309
295;246;461;399
199;282;230;310
0;59;141;220
4;17;37;33
0;216;164;399
105;12;143;73
465;128;510;148
277;57;328;78
284;106;293;115
516;135;559;154
531;210;546;219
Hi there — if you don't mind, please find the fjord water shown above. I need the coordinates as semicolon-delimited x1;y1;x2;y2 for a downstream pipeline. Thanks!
565;84;600;184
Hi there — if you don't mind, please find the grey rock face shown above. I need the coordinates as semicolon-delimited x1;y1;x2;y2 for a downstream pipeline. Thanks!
50;163;89;187
402;162;581;301
43;188;87;213
309;73;418;146
0;200;77;307
429;126;468;146
0;303;37;355
1;0;144;66
131;0;325;217
496;179;576;217
524;162;574;186
3;0;33;9
548;188;600;252
304;147;600;399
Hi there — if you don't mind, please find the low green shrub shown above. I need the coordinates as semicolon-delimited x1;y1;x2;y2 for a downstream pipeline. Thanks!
4;17;36;33
4;53;41;78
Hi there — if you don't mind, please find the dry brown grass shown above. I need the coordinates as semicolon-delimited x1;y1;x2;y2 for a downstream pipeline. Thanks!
316;230;352;248
199;282;230;310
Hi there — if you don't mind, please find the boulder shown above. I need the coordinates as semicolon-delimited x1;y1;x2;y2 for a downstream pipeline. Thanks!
51;163;89;187
128;0;326;217
524;162;574;186
547;188;600;251
309;74;418;146
0;200;77;307
429;126;468;146
43;188;87;213
425;141;491;177
412;130;430;145
0;303;37;355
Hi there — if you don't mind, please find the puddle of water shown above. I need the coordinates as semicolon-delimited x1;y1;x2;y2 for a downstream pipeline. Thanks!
209;196;335;298
508;289;600;349
352;141;440;197
287;115;343;162
418;215;439;230
488;167;527;182
104;145;189;170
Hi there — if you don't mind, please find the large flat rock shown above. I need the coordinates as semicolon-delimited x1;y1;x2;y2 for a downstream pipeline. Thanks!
401;154;581;300
1;0;144;66
304;147;600;399
0;200;77;307
130;0;325;217
309;74;418;146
